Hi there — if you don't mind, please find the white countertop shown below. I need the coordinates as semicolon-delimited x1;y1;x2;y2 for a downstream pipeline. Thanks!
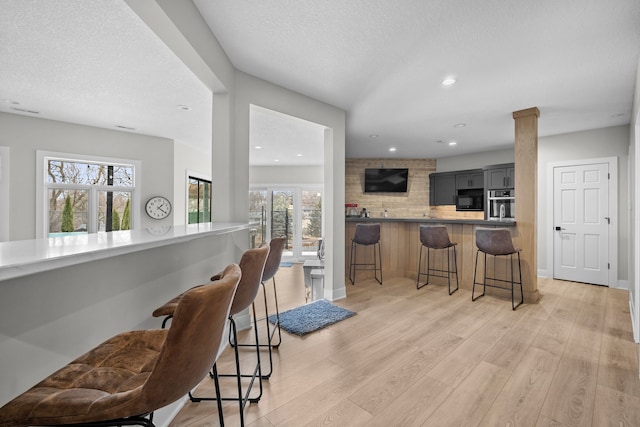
0;222;252;282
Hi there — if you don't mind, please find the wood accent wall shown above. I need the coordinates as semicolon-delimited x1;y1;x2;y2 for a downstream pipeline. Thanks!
346;221;520;300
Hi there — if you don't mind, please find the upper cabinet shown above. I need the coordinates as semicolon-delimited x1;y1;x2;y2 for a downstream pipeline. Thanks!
430;169;483;206
484;163;515;189
429;172;456;205
456;169;484;190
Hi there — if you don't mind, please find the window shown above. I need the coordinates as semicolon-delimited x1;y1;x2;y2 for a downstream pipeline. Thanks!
37;151;140;237
188;176;211;224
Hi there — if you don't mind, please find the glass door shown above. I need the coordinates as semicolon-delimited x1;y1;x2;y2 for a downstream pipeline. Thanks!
249;186;322;261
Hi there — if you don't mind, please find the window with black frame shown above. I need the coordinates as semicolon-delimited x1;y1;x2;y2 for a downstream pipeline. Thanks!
188;176;211;224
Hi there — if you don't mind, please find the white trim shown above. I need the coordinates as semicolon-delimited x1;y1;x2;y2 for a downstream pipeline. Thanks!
633;113;640;344
0;146;9;242
546;156;618;287
36;150;141;238
185;170;212;225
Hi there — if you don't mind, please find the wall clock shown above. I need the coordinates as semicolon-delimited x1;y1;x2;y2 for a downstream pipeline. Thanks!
145;196;172;220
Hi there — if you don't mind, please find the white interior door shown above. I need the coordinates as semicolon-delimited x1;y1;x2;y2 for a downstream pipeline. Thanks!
553;162;610;285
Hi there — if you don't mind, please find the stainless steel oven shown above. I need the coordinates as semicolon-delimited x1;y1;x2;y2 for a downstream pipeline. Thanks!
487;189;515;220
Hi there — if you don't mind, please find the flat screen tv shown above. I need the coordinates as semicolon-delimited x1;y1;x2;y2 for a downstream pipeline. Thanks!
364;168;409;193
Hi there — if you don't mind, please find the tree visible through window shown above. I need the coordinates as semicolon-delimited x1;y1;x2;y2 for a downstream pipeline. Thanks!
46;158;135;236
188;176;211;224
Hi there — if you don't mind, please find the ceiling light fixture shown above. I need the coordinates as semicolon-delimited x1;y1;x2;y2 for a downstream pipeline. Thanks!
454;123;466;128
177;104;192;111
442;77;457;86
274;159;279;162
254;146;262;149
448;141;457;146
296;153;303;157
369;134;379;138
389;147;397;152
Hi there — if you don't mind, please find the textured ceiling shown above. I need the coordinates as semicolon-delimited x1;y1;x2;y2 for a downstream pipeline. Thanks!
0;0;212;154
1;1;639;166
195;0;640;159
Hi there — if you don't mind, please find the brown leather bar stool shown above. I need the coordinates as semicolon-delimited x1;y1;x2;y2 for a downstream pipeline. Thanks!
0;264;241;427
472;227;523;310
349;223;382;285
416;225;459;295
153;245;270;427
235;236;286;380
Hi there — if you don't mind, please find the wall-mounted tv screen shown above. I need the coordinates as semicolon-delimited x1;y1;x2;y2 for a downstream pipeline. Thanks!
364;168;409;193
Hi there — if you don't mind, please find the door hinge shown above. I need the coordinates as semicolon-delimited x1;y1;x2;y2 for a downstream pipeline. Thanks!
608;263;610;270
608;173;610;179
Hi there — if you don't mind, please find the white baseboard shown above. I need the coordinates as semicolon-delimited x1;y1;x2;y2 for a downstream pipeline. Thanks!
538;269;550;278
612;280;629;290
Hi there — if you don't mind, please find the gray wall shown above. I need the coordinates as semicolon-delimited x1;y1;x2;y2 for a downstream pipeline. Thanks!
0;112;175;240
436;148;514;172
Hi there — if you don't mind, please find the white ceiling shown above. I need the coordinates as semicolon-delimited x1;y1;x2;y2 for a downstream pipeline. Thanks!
1;1;639;166
195;0;640;159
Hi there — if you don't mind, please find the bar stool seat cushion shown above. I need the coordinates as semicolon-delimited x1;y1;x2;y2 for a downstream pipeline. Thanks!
475;227;520;255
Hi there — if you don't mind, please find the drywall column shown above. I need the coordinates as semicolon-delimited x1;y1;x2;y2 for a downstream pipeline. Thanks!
513;107;541;303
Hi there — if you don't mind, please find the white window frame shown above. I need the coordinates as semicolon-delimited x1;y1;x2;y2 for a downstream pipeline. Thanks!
36;150;141;238
0;146;9;242
185;170;212;224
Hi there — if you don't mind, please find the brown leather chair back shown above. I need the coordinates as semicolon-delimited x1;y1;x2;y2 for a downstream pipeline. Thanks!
142;263;241;408
475;227;519;256
353;223;381;245
420;225;455;249
261;236;287;283
229;245;270;315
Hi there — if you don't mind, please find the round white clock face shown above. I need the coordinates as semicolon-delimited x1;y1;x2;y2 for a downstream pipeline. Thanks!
145;196;172;220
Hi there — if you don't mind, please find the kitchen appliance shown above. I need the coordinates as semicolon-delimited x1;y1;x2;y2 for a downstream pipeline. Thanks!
487;189;515;220
455;189;483;211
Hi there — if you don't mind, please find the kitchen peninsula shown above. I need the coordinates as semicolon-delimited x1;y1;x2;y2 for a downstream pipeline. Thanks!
345;217;520;295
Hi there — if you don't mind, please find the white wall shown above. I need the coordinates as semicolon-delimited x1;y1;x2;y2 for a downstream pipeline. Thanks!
235;72;347;300
0;146;8;242
250;165;324;186
0;112;175;241
538;125;630;282
630;56;640;346
436;148;514;172
173;141;212;225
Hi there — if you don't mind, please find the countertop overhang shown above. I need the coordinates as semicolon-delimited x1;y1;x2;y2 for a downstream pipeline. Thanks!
0;222;252;282
346;217;516;226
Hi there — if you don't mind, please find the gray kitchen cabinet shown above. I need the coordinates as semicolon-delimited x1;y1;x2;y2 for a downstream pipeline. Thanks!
484;163;515;189
456;169;484;190
429;172;456;205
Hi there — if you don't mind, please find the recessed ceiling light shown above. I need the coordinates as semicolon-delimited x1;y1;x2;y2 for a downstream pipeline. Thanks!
454;123;466;128
274;159;279;162
296;153;303;157
442;77;457;86
448;141;457;146
254;146;262;149
389;147;397;152
177;105;191;111
435;140;445;144
369;134;379;138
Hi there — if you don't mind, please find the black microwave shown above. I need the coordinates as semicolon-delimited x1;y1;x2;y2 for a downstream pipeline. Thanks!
456;193;483;211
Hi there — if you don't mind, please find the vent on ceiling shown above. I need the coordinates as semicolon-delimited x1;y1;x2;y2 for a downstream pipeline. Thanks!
10;106;40;114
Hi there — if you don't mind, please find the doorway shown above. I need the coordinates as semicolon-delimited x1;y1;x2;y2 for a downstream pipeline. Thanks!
548;157;618;286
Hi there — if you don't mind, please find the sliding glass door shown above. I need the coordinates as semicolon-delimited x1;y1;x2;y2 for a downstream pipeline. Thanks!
249;186;322;260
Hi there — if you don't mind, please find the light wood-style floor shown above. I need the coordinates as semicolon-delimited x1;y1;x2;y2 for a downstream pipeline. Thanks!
169;264;640;426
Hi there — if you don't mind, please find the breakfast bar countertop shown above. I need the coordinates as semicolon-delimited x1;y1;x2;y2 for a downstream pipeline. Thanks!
0;222;252;282
345;217;516;226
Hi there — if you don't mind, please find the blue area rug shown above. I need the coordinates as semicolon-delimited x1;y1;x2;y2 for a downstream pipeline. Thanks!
279;262;293;268
268;299;356;336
